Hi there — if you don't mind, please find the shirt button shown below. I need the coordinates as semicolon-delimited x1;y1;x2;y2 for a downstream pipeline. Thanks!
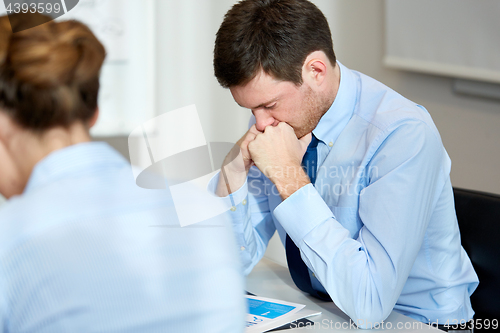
230;206;236;212
328;142;333;147
240;246;246;251
242;199;247;206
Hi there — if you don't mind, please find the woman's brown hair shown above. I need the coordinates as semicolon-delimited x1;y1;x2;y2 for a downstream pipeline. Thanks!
0;13;105;130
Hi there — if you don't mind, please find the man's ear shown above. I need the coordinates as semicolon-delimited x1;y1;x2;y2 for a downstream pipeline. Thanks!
302;51;329;88
88;108;99;129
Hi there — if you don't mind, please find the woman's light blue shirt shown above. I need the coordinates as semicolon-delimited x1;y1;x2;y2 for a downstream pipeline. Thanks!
0;142;245;332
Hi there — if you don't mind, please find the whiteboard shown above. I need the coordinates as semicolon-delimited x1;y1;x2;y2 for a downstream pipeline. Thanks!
384;0;500;84
56;0;129;62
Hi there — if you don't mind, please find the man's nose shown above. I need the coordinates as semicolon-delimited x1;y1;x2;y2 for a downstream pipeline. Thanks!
254;110;275;132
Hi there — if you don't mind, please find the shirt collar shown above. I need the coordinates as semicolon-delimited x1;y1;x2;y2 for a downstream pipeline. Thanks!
24;142;126;194
312;61;358;146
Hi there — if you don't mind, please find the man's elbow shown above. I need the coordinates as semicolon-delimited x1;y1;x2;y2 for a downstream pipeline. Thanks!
347;304;393;329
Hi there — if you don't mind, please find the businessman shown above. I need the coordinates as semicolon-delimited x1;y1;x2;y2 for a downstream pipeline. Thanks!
211;0;478;328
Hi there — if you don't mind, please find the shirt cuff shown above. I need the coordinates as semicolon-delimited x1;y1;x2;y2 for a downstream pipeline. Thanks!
207;171;248;208
273;183;334;246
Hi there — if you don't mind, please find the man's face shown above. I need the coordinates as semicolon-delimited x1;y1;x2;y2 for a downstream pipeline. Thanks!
230;70;328;138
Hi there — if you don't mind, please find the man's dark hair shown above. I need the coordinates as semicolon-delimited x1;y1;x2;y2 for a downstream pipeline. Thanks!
214;0;336;88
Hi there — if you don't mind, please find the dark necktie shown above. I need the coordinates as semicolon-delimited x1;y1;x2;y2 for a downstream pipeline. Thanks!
285;135;332;301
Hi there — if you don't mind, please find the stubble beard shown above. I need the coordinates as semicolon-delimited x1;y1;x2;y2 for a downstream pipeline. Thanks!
293;86;331;139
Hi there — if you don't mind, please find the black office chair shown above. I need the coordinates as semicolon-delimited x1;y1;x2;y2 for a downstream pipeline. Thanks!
453;188;500;330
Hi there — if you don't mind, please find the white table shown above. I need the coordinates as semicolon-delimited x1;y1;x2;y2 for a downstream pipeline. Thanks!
246;258;441;332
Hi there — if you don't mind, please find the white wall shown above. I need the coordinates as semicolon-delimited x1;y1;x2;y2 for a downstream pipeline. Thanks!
155;0;250;145
328;0;500;194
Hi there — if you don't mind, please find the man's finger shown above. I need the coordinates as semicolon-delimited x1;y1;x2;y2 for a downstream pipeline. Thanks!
249;124;262;135
243;132;257;146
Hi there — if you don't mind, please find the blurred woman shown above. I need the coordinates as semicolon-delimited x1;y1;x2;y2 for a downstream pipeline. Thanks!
0;13;244;332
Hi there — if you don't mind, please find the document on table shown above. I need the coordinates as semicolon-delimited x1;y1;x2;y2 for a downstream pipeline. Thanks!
246;295;321;333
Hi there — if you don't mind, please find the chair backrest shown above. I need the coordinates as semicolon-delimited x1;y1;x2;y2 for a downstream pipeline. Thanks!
453;187;500;322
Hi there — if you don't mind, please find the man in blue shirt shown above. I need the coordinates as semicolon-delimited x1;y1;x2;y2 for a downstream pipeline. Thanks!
211;0;478;328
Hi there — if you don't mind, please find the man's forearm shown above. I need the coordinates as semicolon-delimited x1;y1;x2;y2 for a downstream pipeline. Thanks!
216;165;248;197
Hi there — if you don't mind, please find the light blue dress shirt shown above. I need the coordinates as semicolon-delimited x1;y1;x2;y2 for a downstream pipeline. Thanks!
209;62;478;327
0;142;245;333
